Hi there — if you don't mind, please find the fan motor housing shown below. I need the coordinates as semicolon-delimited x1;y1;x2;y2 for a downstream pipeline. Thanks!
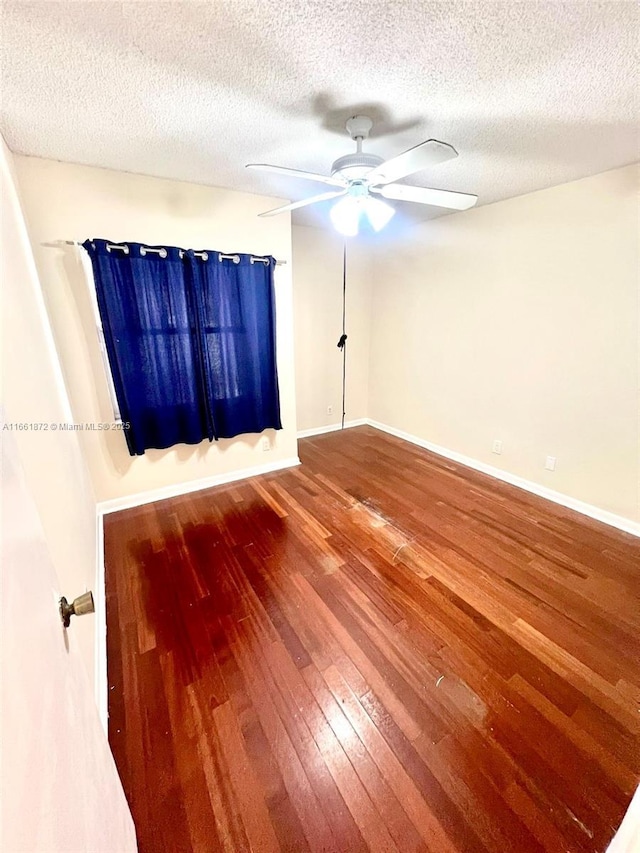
331;152;384;181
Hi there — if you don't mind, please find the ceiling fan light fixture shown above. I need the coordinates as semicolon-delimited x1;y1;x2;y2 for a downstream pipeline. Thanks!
363;196;395;232
329;194;395;236
330;195;361;236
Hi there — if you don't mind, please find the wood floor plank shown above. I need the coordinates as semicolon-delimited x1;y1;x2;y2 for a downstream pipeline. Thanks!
105;426;640;852
413;732;546;853
216;629;313;853
301;663;407;853
321;663;459;853
266;644;369;853
211;700;281;853
227;616;341;853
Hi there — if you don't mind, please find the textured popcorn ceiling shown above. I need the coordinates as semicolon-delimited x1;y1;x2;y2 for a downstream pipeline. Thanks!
1;0;638;229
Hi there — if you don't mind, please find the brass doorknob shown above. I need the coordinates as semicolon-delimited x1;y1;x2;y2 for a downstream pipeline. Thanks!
59;591;95;628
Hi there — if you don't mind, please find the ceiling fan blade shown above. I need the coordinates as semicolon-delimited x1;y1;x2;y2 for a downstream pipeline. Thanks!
246;163;346;188
258;190;347;217
373;183;477;211
366;139;458;186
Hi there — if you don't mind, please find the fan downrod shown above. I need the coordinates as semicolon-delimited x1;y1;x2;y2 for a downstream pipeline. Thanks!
331;115;382;181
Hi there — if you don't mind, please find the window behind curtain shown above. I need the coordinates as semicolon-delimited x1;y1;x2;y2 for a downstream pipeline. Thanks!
82;240;281;456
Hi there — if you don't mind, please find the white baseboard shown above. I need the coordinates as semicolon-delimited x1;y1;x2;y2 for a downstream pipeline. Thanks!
297;418;368;439
97;456;301;515
367;419;640;538
95;511;108;733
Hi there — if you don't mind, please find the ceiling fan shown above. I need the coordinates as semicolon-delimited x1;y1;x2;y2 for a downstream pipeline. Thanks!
246;115;477;236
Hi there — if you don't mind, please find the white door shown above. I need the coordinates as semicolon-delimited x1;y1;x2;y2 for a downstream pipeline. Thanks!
1;431;137;852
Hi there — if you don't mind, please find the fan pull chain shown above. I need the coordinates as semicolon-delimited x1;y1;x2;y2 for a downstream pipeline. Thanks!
336;243;347;429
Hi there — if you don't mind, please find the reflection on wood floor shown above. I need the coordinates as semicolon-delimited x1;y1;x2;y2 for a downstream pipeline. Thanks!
105;426;640;852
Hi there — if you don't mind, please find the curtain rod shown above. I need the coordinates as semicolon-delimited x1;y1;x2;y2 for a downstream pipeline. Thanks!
48;240;287;265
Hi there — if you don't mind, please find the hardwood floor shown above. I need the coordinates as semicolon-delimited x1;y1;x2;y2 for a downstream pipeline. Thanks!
104;426;640;853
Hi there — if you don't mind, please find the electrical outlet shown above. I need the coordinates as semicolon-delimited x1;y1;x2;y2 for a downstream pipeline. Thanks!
492;440;502;455
261;437;270;452
327;405;333;415
545;456;556;471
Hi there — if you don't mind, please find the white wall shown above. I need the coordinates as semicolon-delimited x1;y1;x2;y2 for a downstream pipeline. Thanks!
292;225;372;432
1;139;99;679
368;164;639;524
14;156;299;505
11;153;638;529
608;784;640;852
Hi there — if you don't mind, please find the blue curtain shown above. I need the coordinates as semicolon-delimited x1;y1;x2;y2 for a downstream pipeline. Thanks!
82;240;282;456
184;250;282;439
